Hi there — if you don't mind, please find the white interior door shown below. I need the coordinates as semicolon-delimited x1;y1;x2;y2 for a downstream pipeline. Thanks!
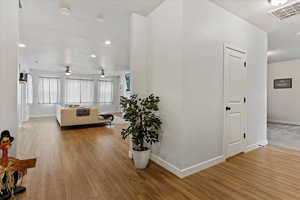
224;46;247;158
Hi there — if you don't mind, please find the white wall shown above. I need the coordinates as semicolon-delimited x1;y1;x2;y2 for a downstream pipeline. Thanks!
29;69;121;118
0;0;18;154
130;14;149;98
181;0;268;169
147;0;184;169
131;0;185;169
268;59;300;124
131;0;267;177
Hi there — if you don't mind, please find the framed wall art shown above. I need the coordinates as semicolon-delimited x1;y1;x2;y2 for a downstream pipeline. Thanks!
274;78;292;89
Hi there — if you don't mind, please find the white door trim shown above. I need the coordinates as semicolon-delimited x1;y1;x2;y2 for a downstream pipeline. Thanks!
223;44;247;158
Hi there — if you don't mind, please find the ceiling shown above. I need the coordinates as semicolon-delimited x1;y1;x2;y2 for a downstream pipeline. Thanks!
19;0;164;74
20;0;300;70
210;0;300;63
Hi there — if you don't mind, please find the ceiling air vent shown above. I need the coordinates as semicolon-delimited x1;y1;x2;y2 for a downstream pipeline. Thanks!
269;1;300;20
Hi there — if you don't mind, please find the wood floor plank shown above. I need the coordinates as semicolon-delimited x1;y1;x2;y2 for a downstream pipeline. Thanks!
16;117;300;200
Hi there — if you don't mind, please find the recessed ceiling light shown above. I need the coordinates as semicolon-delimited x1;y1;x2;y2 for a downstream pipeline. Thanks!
97;14;104;22
91;54;97;58
60;7;71;16
104;40;111;46
18;43;26;48
269;0;288;6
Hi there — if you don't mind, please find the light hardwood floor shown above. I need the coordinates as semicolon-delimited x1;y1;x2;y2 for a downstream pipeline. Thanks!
17;117;300;200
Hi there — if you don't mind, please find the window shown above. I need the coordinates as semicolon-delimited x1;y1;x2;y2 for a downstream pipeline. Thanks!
98;80;113;104
38;77;60;104
66;79;94;104
26;74;33;104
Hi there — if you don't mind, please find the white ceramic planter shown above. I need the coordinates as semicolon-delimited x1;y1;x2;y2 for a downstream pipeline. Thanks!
132;149;151;169
128;136;133;159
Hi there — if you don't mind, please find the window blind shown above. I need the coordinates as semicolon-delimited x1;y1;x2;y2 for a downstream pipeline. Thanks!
26;74;33;104
66;79;94;104
38;77;60;104
98;80;113;104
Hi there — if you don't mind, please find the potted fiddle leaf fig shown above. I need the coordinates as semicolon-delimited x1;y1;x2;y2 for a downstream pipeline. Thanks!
120;94;162;169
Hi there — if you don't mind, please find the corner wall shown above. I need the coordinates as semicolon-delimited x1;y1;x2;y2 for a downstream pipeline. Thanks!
147;0;184;169
0;0;19;154
130;0;267;177
130;0;185;169
181;0;268;169
268;59;300;125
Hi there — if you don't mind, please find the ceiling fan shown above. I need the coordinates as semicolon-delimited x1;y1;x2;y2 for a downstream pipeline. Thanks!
99;66;105;78
19;0;22;9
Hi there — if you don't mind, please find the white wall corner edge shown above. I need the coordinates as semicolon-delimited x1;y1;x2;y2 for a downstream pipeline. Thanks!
245;140;269;153
267;119;300;126
150;154;225;179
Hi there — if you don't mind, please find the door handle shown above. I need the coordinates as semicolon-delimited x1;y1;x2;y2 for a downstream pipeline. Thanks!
226;106;231;111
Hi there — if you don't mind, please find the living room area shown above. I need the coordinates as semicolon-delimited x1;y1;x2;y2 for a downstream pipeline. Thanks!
3;0;300;199
18;0;133;128
21;69;129;127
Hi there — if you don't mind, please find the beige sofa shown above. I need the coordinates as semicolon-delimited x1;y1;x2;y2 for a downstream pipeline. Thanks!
56;105;112;127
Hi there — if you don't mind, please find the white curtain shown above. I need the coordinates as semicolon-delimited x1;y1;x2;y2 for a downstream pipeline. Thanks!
66;79;80;103
81;80;94;103
26;74;33;104
98;80;113;104
66;79;94;104
38;77;60;104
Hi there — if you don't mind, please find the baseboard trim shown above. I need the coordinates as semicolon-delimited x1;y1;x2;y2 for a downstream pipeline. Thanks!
30;114;56;118
150;154;182;178
268;119;300;126
180;155;225;178
151;140;268;179
245;140;268;153
151;154;225;179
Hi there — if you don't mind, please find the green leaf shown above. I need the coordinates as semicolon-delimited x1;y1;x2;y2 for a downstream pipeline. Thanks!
120;94;162;149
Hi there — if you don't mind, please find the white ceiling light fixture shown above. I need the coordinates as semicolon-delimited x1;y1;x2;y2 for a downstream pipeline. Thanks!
59;0;71;15
60;7;71;15
104;40;112;46
269;0;288;6
18;43;27;48
91;54;97;58
65;66;72;76
97;14;104;22
100;67;105;78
